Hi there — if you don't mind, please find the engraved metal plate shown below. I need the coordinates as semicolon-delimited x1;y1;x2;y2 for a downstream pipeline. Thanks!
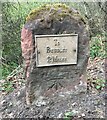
35;34;78;67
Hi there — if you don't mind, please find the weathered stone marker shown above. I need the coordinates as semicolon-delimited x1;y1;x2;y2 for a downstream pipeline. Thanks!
21;4;90;105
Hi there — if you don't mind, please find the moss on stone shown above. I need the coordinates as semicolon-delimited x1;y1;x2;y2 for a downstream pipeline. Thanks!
26;3;85;23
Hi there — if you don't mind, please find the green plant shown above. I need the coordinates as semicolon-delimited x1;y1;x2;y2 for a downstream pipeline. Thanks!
93;79;105;90
90;34;106;59
2;80;14;93
2;61;18;79
64;112;73;120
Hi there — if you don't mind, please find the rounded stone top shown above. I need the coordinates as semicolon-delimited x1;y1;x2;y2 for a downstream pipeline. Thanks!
24;3;89;36
26;3;86;24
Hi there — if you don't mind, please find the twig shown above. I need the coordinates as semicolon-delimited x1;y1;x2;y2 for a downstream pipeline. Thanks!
7;67;24;79
1;61;10;68
7;65;21;77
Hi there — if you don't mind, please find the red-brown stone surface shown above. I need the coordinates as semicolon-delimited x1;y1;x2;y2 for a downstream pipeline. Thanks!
21;27;33;78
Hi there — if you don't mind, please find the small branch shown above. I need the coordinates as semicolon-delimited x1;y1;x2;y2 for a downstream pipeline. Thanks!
7;65;21;77
98;2;107;14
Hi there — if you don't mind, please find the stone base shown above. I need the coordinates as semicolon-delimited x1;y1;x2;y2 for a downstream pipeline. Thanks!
25;72;87;105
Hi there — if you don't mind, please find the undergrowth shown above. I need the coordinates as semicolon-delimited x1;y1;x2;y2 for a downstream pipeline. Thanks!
90;33;106;59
